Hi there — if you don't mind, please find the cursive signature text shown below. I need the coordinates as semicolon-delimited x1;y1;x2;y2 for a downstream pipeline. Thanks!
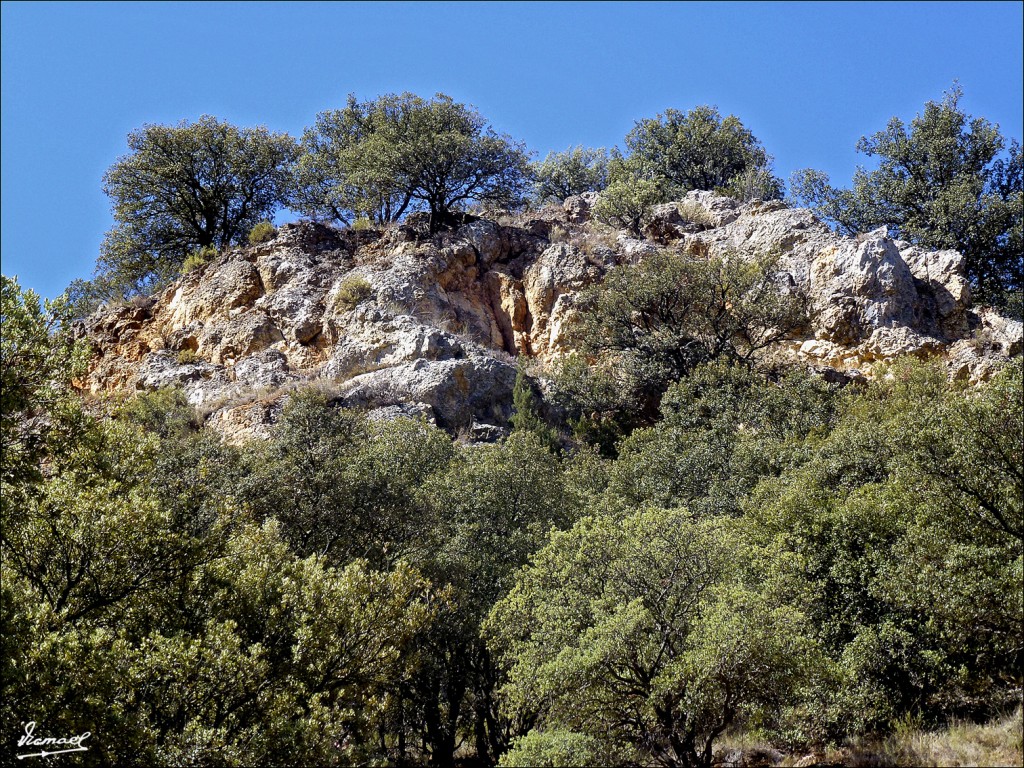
16;721;90;759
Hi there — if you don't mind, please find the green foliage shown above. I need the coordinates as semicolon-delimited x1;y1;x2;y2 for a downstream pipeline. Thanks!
624;105;783;200
509;367;559;452
500;729;616;767
247;219;278;244
0;387;441;765
0;276;90;500
559;249;807;435
241;391;454;566
181;245;219;274
790;85;1023;304
608;361;840;516
115;387;199;439
591;158;667;235
745;360;1023;734
531;146;610;204
487;508;823;768
291;93;533;232
97;115;298;298
333;275;374;312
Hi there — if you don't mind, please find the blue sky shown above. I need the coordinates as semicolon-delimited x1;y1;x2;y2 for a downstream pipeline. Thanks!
2;1;1022;298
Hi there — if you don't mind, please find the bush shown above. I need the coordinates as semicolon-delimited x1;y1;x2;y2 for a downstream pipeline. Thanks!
625;105;782;198
564;249;808;425
591;172;666;235
176;348;199;365
181;246;218;274
333;276;373;311
247;220;277;244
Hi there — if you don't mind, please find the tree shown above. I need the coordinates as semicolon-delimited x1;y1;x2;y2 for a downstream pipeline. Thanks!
790;86;1023;306
406;432;572;767
608;361;839;517
625;105;783;200
291;93;533;233
746;360;1023;734
96;115;298;298
531;146;610;204
0;276;89;499
289;95;416;226
487;509;822;768
565;249;807;426
241;391;453;566
509;367;559;452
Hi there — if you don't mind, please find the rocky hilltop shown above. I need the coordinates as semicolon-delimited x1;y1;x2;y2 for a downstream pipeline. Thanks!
77;192;1022;441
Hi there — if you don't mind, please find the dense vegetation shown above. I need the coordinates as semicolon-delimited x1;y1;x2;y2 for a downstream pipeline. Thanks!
3;85;1022;766
2;274;1021;766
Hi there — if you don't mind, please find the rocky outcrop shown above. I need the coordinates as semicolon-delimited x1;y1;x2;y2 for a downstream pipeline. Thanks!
77;192;1021;441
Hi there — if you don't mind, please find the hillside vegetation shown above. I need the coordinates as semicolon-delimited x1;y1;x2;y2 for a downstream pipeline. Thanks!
2;87;1022;767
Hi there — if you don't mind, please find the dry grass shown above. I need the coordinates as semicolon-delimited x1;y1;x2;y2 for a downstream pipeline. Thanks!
677;200;719;230
548;223;571;243
716;708;1023;767
858;707;1024;768
333;276;374;312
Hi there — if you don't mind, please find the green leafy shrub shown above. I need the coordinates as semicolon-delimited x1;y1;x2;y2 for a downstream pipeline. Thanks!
625;104;783;198
559;249;808;435
592;170;666;235
333;276;373;312
247;220;277;244
176;348;199;364
181;246;218;274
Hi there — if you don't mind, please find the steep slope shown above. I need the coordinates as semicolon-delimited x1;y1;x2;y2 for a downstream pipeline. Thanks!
77;192;1022;441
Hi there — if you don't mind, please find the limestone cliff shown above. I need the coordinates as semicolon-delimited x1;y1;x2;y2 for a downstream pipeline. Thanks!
76;192;1022;441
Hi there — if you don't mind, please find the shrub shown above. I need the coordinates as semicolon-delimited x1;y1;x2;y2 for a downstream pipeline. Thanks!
181;246;218;274
589;154;667;236
333;276;373;312
176;348;199;364
247;220;277;244
625;104;782;197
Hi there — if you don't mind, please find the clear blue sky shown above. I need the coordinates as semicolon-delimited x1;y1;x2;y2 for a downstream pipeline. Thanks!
3;1;1022;298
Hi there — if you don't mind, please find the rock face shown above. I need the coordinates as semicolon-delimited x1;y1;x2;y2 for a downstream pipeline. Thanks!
77;192;1022;441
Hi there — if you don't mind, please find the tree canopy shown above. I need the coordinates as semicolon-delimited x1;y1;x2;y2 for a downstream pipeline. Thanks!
531;146;610;204
556;249;807;439
624;105;784;201
290;93;533;232
93;116;298;301
790;86;1023;308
